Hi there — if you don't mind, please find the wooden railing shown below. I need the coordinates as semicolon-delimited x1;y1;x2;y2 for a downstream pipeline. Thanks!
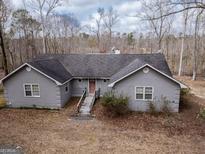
76;88;100;114
90;88;100;110
77;88;86;113
95;88;100;99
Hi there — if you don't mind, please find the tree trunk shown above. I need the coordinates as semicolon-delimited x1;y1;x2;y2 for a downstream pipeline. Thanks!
23;29;29;60
158;37;162;50
18;35;23;64
31;31;36;58
42;24;47;54
109;28;112;49
0;23;8;75
40;9;46;54
8;49;14;70
97;32;100;49
178;36;184;76
178;10;188;76
192;11;203;80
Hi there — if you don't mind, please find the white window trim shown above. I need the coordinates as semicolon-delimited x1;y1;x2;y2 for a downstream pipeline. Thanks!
135;86;154;101
23;83;40;97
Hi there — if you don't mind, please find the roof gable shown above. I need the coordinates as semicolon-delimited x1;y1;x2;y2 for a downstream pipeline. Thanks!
0;61;72;85
28;59;72;84
108;64;187;88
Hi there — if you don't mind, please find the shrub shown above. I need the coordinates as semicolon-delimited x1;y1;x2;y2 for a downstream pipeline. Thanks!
149;101;157;114
161;97;172;115
0;87;3;95
149;97;172;115
198;108;205;119
101;91;129;116
0;97;6;108
181;88;189;96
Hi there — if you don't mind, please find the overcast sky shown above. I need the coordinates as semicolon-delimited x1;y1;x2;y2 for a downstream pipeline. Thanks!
11;0;182;34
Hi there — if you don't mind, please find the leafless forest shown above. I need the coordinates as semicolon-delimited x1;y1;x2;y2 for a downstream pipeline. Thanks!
0;0;205;79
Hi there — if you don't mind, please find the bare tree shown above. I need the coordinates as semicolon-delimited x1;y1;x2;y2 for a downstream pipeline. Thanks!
152;1;205;19
11;9;41;60
103;7;119;48
192;10;204;80
24;0;61;54
87;8;104;50
151;1;205;79
178;8;189;76
140;0;173;50
56;14;81;52
97;8;104;48
0;0;10;75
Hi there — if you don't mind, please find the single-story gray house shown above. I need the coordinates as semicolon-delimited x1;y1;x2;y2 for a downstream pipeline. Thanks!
0;53;187;112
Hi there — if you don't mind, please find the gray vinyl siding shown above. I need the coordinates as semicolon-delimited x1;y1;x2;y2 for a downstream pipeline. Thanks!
96;79;110;96
113;67;180;112
2;65;181;112
3;66;61;109
71;79;110;97
59;82;71;107
71;79;88;96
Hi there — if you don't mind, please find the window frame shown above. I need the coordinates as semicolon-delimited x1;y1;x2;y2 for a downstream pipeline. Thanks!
23;83;40;97
135;86;153;101
135;87;144;100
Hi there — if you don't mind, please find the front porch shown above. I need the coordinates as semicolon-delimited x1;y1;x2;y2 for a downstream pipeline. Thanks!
76;87;100;116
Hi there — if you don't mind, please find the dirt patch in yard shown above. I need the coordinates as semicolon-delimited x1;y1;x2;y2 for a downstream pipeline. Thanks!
0;96;205;153
93;93;205;137
176;76;205;101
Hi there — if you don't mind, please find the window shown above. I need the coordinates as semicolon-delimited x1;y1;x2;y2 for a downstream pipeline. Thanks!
136;87;143;99
145;87;152;100
24;84;40;97
65;86;68;92
135;87;153;100
25;85;32;96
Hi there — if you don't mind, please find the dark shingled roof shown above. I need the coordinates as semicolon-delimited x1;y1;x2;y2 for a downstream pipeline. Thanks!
29;53;172;84
109;53;172;83
28;59;72;83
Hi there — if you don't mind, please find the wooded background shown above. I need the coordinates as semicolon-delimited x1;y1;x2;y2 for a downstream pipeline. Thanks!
1;0;205;80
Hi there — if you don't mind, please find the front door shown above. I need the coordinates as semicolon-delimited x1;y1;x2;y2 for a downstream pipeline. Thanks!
89;79;96;94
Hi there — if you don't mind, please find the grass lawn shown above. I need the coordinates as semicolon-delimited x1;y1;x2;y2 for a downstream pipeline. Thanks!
0;94;204;154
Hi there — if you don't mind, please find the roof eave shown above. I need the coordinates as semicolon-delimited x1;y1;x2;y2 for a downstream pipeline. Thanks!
108;64;188;89
0;63;63;86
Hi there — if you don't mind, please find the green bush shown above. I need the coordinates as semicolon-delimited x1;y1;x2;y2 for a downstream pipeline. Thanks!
180;88;189;96
0;86;3;94
101;91;129;116
0;97;6;108
198;108;205;119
